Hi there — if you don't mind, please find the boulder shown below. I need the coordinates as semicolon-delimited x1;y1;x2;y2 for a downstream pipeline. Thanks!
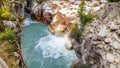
65;34;73;50
0;57;8;68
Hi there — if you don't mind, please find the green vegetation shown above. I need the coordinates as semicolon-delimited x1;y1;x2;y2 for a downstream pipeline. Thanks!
0;27;16;40
107;0;120;2
36;0;49;3
70;24;83;41
0;41;18;68
9;15;16;21
78;1;95;26
0;0;16;20
70;0;95;42
0;6;11;19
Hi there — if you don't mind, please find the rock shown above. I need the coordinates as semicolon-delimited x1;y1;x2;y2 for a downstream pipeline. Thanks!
69;0;75;2
110;64;116;68
98;26;108;37
33;5;42;21
14;3;24;21
104;38;112;43
0;57;8;68
116;30;120;35
2;20;17;29
109;22;119;31
65;34;73;50
14;52;19;57
43;12;53;24
110;41;120;49
106;53;115;63
48;12;70;36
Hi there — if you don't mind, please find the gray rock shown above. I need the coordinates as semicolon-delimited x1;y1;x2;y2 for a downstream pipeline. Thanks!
110;41;120;49
98;26;108;37
109;22;119;30
116;30;120;35
0;57;8;68
14;52;19;57
104;38;112;43
110;64;116;68
106;53;115;63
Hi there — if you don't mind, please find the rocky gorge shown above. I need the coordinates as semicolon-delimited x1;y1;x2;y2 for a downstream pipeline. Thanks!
0;0;120;68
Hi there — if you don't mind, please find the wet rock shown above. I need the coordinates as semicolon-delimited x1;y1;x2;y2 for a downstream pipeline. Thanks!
48;12;70;36
65;34;73;50
43;12;53;24
32;5;42;21
110;41;120;50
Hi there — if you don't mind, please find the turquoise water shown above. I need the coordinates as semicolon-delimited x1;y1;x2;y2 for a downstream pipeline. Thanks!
21;19;77;68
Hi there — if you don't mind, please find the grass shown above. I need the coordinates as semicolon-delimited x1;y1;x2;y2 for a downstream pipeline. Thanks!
0;41;18;68
0;27;16;41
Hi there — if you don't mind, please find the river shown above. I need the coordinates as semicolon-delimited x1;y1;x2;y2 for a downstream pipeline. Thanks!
21;17;77;68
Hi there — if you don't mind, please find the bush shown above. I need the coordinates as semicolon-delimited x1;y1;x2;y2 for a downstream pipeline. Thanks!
36;0;49;3
107;0;120;2
70;0;95;41
0;27;16;40
9;15;16;21
0;6;11;19
78;1;95;26
70;24;83;41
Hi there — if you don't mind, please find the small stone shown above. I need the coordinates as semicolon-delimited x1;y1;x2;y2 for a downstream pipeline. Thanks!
110;41;120;49
118;64;120;68
104;38;112;43
116;30;120;35
110;64;116;68
14;52;19;57
110;22;119;30
106;53;115;63
0;57;8;68
98;26;108;37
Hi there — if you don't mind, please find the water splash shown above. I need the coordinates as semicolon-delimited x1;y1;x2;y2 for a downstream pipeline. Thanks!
23;13;38;25
35;34;76;59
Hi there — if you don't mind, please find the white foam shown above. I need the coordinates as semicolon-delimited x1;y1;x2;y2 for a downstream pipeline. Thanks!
35;34;76;59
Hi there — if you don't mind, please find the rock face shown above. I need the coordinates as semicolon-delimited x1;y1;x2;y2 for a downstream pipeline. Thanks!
72;3;120;68
32;1;80;35
0;57;8;68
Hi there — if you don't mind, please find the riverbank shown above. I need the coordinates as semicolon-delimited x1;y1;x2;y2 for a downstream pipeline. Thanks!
0;0;26;68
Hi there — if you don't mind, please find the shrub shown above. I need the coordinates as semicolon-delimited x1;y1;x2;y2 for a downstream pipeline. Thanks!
80;9;95;26
9;15;16;21
0;6;11;19
78;1;95;26
0;27;16;40
70;24;83;41
36;0;49;3
70;0;95;41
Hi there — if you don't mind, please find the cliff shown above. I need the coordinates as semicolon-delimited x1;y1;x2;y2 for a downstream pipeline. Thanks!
72;2;120;68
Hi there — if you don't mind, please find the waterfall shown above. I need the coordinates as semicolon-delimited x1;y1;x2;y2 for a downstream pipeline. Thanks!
23;13;37;25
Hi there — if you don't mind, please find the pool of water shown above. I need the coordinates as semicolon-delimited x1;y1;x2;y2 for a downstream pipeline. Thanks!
21;19;77;68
